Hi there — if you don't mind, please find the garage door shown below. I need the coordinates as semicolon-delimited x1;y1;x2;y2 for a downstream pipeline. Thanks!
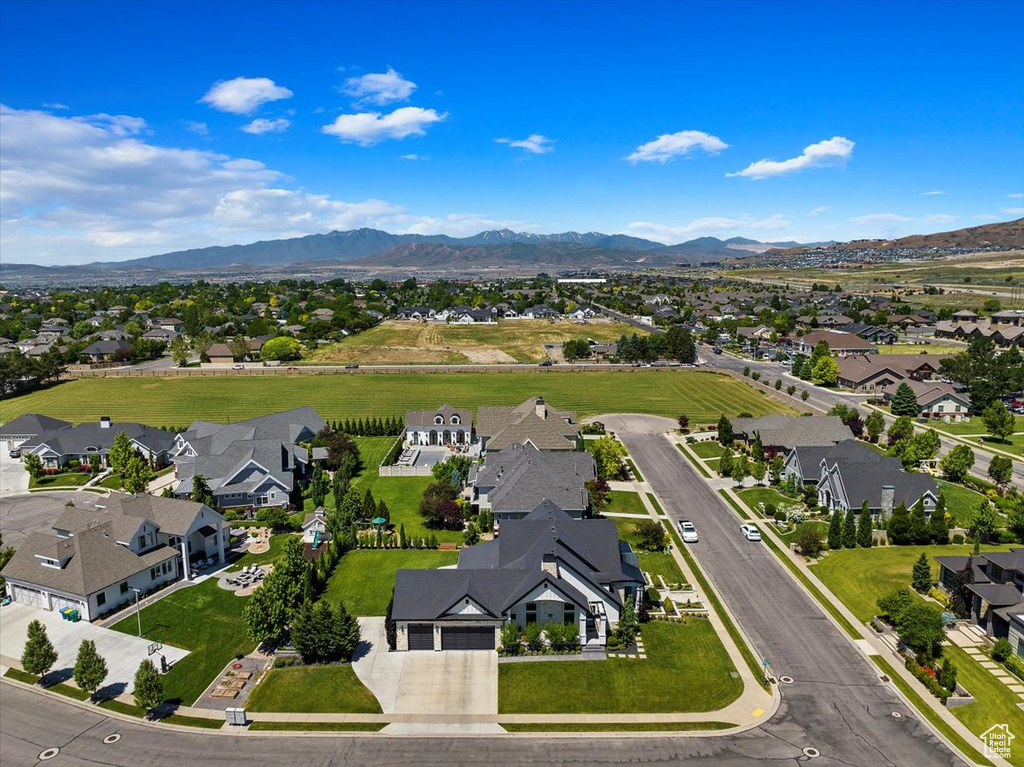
12;585;48;609
408;624;435;651
441;626;495;650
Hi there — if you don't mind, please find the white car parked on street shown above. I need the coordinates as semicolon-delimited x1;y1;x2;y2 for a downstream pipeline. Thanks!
740;524;762;542
678;519;698;543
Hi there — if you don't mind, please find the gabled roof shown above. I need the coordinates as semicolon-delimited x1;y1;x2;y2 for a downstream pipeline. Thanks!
477;397;578;451
732;415;850;449
22;421;175;457
476;443;595;513
819;440;937;509
405;404;473;430
0;413;72;438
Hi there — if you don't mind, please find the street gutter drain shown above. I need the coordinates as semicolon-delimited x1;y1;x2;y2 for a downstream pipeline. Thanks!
891;712;903;719
779;675;795;684
39;747;60;761
802;747;821;758
104;734;122;744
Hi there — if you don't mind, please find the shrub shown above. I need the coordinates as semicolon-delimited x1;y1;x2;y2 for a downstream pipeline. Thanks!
992;638;1013;662
774;510;787;523
952;534;965;545
524;622;544;652
928;587;951;609
544;622;566;651
1004;654;1024;681
905;657;948;703
500;623;522;655
877;587;913;624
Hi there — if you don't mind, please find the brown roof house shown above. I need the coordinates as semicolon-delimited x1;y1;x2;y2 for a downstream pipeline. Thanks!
476;397;579;451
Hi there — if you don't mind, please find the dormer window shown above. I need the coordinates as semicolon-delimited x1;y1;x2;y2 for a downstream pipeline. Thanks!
450;415;461;425
434;415;444;425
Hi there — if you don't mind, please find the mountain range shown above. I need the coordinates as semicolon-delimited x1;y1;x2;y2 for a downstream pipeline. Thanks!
763;218;1023;255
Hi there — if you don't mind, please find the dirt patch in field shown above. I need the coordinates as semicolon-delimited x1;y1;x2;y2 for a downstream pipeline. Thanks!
461;348;518;364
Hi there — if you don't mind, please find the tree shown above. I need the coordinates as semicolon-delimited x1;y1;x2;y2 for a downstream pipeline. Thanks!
616;595;639;645
827;509;843;550
929;494;950;545
717;415;734;446
988;455;1013;486
751;461;767;486
969;500;999;543
801;390;810;402
634;519;668;551
73;639;109;701
123;454;150;494
418;480;462;530
291;600;361;664
857;501;873;548
865;411;886;443
887;416;914;446
170;337;189;367
950;556;975;618
677;414;690;433
877;587;913;624
1007;495;1024;544
751;433;765;464
308;464;329;508
812;356;840;386
795;522;826;557
938;657;958;694
133;659;164;716
664;325;696;363
730;457;747;486
887;502;912;545
908;502;930;545
23;452;44;481
21;619;58;681
912;552;932;592
769;455;784;485
260;336;302;362
718;448;734;478
939;444;974;482
982;401;1015;444
243;576;291;646
108;431;134;474
589;436;628;480
890;382;920;417
230;334;251;362
191;474;216;507
842;507;857;549
896;603;946;662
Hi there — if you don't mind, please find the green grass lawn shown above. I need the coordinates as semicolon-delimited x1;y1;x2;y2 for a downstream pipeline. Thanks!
30;472;89;488
248;722;385;732
777;520;828;547
929;416;1023;457
502;722;736;732
943;644;1024;766
110;579;254;705
226;532;291;572
324;549;459;616
690;441;725;459
809;544;1011;623
351;437;399;481
498;619;741;713
606;490;648;516
612;517;686;586
1;371;792;428
936;480;996;528
736;487;794;518
245;665;382;714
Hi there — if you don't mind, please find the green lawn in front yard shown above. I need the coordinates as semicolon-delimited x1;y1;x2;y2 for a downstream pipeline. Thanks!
809;544;1011;623
324;549;459;616
498;619;742;713
690;441;725;459
943;644;1024;766
226;532;291;572
110;578;253;705
776;520;828;548
606;490;647;516
936;480;1001;528
736;487;796;518
245;665;382;714
611;517;686;586
30;472;89;488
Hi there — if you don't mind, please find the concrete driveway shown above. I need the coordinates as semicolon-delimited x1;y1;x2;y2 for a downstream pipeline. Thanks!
0;491;102;549
0;602;188;696
0;451;29;498
588;413;677;434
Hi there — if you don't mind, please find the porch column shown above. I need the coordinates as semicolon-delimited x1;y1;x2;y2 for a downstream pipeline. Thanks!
180;539;191;581
216;520;226;565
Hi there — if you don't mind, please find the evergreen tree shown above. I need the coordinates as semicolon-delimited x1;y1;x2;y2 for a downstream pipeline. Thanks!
912;552;932;592
827;509;843;550
908;502;930;545
891;382;920;417
950;556;975;618
123;454;150;494
751;433;765;464
718;448;734;478
21;619;58;681
376;499;390;524
865;410;886;443
857;500;873;548
73;639;109;701
929;493;949;544
887;502;912;545
133;659;164;716
362;488;377;520
938;658;958;694
717;415;734;446
108;431;134;474
399;523;407;549
842;507;857;549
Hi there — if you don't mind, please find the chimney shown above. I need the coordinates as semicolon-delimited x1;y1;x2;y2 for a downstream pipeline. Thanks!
541;552;558;577
535;397;546;420
100;416;111;429
881;485;895;515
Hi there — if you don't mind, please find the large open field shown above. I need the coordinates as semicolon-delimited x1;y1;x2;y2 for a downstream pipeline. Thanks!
304;319;644;365
0;371;793;427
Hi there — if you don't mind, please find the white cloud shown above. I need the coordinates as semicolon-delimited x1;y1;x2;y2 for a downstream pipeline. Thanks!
343;67;417;106
321;106;446;146
182;120;209;136
1006;193;1023;199
43;102;69;110
625;130;727;164
726;136;854;179
808;206;831;216
1003;207;1024;216
495;134;555;155
624;214;790;244
0;104;515;264
200;77;293;115
849;213;914;224
974;214;1000;221
920;190;945;196
241;118;291;135
924;214;957;223
399;154;426;161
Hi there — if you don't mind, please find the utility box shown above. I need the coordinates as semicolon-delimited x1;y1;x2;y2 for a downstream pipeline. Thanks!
224;707;247;726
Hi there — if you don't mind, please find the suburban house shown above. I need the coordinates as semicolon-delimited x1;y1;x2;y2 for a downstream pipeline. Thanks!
391;501;644;651
730;414;851;452
2;495;226;621
395;307;436;320
835;353;950;391
476;397;580;451
171;406;327;509
736;325;772;343
935;550;1024;639
20;417;175;470
880;380;972;421
474;442;596;523
839;322;899;346
81;338;133;362
405;404;474;446
206;343;235;365
0;413;72;452
786;439;938;516
795;330;876;357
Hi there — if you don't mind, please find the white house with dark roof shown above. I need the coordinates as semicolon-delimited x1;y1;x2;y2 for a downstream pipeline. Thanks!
2;495;226;621
935;549;1024;639
404;404;474;446
391;502;644;651
20;417;175;470
0;413;72;452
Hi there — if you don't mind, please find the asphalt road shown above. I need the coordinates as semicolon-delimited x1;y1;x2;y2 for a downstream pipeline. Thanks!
619;430;964;767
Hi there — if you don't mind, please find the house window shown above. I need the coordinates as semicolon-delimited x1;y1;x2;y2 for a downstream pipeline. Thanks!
434;415;443;425
563;604;575;624
120;582;129;594
1017;638;1024;659
97;592;106;607
525;602;537;624
137;534;146;548
151;567;158;580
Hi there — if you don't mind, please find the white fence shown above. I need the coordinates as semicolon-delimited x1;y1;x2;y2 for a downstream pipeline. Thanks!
378;465;433;477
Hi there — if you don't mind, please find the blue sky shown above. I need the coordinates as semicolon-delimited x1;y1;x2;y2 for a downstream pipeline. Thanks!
2;0;1022;264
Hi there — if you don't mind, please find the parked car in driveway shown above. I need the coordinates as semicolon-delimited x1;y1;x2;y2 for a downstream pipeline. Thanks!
678;519;698;543
8;447;21;459
740;524;762;541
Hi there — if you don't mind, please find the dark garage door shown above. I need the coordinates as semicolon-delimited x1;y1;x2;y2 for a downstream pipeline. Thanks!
441;626;495;650
408;624;434;650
